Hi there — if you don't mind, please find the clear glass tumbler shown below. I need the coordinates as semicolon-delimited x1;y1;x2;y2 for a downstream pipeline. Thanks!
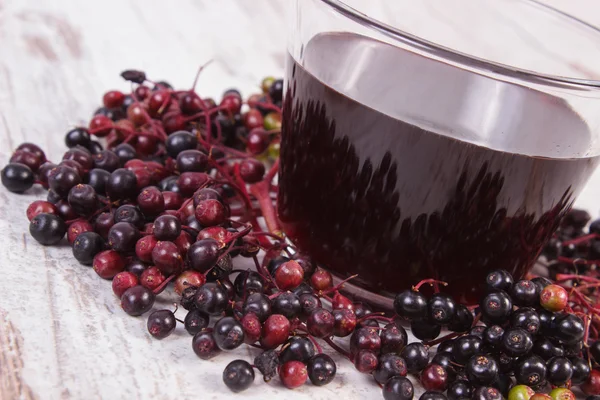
278;0;600;307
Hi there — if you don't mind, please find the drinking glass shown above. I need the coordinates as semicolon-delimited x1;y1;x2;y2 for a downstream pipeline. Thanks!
279;0;600;307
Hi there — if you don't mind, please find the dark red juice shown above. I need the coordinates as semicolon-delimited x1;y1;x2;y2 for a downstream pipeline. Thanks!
278;33;600;305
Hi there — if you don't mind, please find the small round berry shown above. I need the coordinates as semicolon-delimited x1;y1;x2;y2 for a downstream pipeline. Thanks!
421;363;448;392
192;330;221;360
514;355;546;386
260;314;290;349
531;276;553;292
147;309;176;339
72;231;105;265
310;267;333;291
307;354;336;386
174;270;205;295
549;388;576;400
570;357;591;385
184;309;209;335
272;292;301;319
16;142;46;162
419;391;447;400
193;282;228;316
381;322;408;355
121;285;155;316
540;284;569;312
233;270;264;297
472;387;502;400
354;349;378;373
49;165;81;197
10;150;43;172
223;359;254;393
382;376;414;400
213;316;245;350
401;342;429;373
583;369;600;396
274;260;304;290
427;293;456;325
507;384;534;400
239;159;265;183
111;271;138;297
510;307;540;335
373;353;407;384
447;380;472;400
510;280;539;307
480;290;512;324
176;149;208;173
29;213;66;245
466;355;499;386
152;241;183;275
332;308;357;337
279;337;315;364
166;131;198;158
194;199;228;226
279;361;308;389
307;308;334;338
486;270;514;291
452;334;482;364
502;328;533;357
108;222;140;254
447;304;473;332
187;238;220;272
550;313;585;345
546;356;573;386
103;90;125;108
240;313;261;344
411;319;441;341
394;290;428;319
93;250;126;279
26;200;58;221
106;168;137;200
263;112;281;131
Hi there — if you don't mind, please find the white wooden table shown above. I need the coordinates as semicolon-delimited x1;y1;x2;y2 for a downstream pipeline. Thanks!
1;1;600;399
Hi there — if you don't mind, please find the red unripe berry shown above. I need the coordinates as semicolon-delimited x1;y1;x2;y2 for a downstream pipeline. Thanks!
112;271;139;297
279;361;308;389
261;314;291;349
89;115;113;137
26;200;58;221
103;90;125;108
93;250;126;279
174;270;205;295
274;260;304;290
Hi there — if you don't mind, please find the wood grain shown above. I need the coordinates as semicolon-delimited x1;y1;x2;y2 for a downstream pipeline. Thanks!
0;1;599;399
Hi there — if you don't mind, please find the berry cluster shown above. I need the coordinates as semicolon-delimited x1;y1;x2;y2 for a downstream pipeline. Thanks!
3;68;600;400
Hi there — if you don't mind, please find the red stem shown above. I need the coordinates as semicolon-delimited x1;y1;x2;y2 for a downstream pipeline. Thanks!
413;279;449;292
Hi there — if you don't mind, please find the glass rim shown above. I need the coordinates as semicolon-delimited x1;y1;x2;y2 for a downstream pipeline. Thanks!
320;0;600;89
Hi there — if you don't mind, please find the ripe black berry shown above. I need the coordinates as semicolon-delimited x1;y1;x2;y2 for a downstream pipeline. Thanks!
213;316;244;350
242;292;272;322
546;356;573;386
485;269;513;291
184;309;209;335
466;355;498;385
192;330;221;360
447;304;473;332
502;328;533;357
401;342;429;373
510;307;540;335
570;356;591;384
420;391;447;400
307;354;336;386
373;353;408;384
29;213;67;245
482;325;504;348
279;336;315;364
471;387;502;400
382;376;414;400
223;359;254;393
452;334;482;364
380;322;408;355
121;285;155;316
72;231;105;265
428;293;456;325
480;290;512;324
510;280;539;307
272;292;301;319
446;380;472;400
233;270;264;297
394;290;427;319
2;163;35;192
411;319;441;341
194;282;229;316
550;313;585;345
147;309;176;339
514;355;546;386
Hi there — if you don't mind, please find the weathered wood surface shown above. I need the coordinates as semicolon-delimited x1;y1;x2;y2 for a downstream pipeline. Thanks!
0;1;600;399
